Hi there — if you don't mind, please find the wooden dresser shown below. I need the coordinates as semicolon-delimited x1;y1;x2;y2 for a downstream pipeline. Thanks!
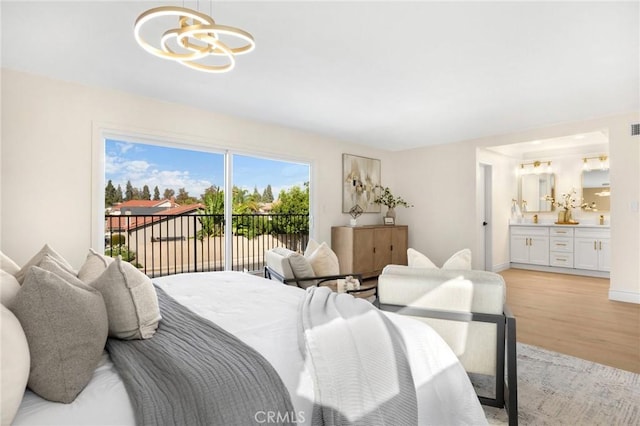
331;225;408;279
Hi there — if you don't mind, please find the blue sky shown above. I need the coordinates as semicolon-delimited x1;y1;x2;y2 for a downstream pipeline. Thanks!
105;139;309;199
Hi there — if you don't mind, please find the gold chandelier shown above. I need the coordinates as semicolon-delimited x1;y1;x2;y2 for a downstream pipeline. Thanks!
134;5;255;73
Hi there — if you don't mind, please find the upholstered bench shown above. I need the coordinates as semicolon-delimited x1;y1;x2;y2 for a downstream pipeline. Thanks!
378;265;517;426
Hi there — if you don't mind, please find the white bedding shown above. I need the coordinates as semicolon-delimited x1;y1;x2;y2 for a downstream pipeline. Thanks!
14;271;486;425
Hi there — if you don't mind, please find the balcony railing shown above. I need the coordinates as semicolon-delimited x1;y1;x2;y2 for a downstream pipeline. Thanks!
105;213;309;278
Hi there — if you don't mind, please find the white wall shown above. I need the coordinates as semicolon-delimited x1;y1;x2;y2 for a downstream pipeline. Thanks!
2;70;638;303
391;112;640;303
0;70;392;267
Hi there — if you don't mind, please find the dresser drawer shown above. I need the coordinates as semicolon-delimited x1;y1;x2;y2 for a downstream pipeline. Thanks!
550;227;574;237
550;237;573;253
550;253;574;268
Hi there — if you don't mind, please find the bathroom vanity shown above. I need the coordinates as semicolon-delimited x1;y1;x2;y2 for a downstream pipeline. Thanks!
510;224;610;278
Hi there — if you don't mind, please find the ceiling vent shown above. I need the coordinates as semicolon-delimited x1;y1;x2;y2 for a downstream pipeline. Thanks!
632;123;640;136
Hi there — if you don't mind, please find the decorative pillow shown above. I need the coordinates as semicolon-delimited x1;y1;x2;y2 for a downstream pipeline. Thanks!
441;249;472;270
304;238;321;257
1;305;30;425
407;248;472;270
287;252;318;289
11;266;108;404
90;257;161;340
0;251;20;275
306;242;340;286
0;269;21;308
407;248;438;269
14;244;76;284
78;248;114;283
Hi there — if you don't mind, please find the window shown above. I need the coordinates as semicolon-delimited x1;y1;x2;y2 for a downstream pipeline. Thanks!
100;137;310;276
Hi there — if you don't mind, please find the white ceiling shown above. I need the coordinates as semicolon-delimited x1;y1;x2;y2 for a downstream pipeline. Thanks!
1;1;638;151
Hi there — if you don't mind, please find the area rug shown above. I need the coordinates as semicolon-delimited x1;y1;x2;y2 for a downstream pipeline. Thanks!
470;343;640;425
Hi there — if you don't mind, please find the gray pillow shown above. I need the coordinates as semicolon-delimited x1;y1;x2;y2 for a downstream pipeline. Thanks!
90;257;161;340
78;249;114;283
11;266;108;403
14;244;76;284
287;252;318;289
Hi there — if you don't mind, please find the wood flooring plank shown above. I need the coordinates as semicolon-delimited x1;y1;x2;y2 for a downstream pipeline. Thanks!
500;269;640;373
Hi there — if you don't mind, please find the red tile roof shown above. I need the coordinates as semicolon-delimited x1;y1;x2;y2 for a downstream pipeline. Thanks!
105;203;204;232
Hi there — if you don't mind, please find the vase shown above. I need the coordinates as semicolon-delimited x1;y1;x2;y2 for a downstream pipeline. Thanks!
558;210;567;223
565;208;573;223
385;207;396;219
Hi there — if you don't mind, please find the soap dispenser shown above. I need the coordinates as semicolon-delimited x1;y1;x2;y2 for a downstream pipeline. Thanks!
533;214;538;224
599;215;604;225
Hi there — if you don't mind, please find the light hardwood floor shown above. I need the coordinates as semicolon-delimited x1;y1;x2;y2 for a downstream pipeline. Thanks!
499;268;640;373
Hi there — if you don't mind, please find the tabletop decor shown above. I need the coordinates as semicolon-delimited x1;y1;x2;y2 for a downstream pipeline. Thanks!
348;205;364;226
546;188;585;224
373;185;413;224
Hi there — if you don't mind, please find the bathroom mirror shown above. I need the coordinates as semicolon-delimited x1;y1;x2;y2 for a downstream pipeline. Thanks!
582;169;610;211
518;173;555;212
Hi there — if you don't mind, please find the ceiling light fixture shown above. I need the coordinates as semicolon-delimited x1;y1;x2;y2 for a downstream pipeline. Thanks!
134;5;254;73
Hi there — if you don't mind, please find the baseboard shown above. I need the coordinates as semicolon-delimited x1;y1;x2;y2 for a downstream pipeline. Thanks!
510;263;610;278
492;262;510;272
608;290;640;304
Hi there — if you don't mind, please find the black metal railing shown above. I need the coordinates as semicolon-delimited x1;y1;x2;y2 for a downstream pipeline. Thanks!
105;213;309;278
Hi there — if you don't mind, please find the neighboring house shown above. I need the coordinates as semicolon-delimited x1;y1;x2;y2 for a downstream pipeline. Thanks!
109;199;178;215
106;202;204;245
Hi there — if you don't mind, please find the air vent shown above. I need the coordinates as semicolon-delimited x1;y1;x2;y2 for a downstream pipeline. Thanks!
632;123;640;136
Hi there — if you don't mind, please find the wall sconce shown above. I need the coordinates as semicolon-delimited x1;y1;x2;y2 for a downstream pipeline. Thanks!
582;155;608;171
517;160;552;175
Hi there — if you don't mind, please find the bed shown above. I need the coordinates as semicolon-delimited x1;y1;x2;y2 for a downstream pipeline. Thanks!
11;270;487;425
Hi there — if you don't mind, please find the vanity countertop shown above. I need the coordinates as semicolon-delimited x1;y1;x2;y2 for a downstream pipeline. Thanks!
510;222;609;228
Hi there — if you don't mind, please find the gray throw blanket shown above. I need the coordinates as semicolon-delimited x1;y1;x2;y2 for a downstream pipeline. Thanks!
107;286;295;426
299;286;418;425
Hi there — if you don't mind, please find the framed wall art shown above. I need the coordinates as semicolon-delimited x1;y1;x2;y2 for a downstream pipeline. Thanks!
342;153;381;213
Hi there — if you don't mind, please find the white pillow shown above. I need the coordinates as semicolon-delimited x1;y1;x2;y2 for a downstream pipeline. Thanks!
304;239;321;257
441;248;472;270
14;244;76;284
407;248;438;268
307;242;340;278
1;305;30;425
0;251;20;275
407;248;472;270
0;269;21;308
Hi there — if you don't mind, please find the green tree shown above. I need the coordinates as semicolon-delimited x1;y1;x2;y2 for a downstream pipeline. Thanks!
125;180;134;201
153;186;161;201
142;185;151;200
271;183;309;249
197;187;224;240
250;186;262;203
272;183;309;215
105;180;117;207
176;187;196;204
115;185;123;203
262;184;274;203
163;188;175;200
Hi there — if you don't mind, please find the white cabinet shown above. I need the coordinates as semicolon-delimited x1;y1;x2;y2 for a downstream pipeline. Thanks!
574;228;610;272
510;225;610;276
510;226;549;266
549;227;574;268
